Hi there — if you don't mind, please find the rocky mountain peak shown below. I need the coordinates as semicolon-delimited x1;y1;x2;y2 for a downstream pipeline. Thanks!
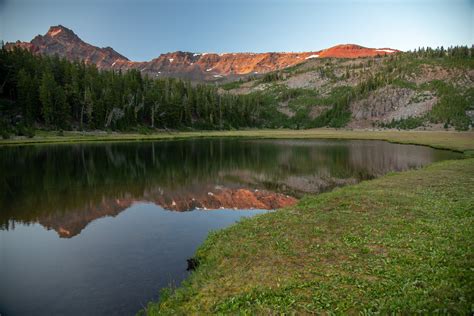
38;25;83;44
6;26;400;81
46;25;74;37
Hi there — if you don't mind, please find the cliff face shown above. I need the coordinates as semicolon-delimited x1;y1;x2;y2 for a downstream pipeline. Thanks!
6;25;399;81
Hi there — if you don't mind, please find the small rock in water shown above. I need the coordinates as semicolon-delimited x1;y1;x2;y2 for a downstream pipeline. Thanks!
187;258;199;271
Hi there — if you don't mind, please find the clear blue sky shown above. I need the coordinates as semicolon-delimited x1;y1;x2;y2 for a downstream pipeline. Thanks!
1;0;472;61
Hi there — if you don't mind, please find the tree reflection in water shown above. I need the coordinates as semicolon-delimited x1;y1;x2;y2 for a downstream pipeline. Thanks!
0;139;460;237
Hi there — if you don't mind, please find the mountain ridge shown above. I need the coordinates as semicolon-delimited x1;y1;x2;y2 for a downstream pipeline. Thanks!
6;25;400;81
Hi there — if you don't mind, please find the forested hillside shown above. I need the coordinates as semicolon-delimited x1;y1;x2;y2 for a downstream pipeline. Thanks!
0;45;473;138
0;48;281;137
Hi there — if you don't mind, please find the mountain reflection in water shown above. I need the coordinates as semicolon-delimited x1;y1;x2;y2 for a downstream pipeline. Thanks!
0;139;461;238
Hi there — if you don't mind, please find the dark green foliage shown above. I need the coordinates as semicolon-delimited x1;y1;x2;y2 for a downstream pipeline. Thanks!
262;72;283;83
379;116;425;130
219;80;243;90
137;125;153;135
0;48;278;131
411;45;472;59
426;81;472;131
15;123;35;137
25;127;35;138
16;69;37;125
310;86;353;128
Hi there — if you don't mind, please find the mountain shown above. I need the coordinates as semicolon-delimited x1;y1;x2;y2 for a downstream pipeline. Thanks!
6;25;129;69
6;25;399;81
5;26;469;131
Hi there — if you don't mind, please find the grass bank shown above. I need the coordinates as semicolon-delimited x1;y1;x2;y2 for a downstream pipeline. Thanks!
1;129;474;154
144;157;474;314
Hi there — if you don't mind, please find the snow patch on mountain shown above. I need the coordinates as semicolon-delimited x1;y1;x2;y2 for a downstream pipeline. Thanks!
376;49;396;53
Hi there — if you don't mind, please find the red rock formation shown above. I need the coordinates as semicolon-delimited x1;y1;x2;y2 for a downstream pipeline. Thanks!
318;44;399;58
6;25;399;81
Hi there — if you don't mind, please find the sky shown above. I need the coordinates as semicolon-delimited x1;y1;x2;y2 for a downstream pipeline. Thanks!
1;0;472;61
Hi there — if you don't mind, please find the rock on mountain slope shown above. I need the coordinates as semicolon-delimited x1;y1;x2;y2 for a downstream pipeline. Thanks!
6;25;399;81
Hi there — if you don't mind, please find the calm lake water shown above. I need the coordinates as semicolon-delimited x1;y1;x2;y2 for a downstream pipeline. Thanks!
0;138;461;315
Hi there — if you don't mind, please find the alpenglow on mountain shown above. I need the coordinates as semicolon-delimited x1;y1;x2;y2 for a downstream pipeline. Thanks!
6;25;399;81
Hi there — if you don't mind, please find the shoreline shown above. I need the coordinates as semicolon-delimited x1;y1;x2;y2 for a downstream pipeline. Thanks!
143;157;474;315
1;129;473;155
133;131;473;314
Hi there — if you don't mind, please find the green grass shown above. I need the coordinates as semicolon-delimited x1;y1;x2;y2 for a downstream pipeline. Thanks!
219;80;245;90
143;157;474;315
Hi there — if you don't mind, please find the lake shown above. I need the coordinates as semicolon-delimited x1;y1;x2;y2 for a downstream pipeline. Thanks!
0;138;461;315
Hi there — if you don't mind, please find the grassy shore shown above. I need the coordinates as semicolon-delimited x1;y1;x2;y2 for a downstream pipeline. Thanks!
133;131;473;315
1;129;474;154
144;157;474;314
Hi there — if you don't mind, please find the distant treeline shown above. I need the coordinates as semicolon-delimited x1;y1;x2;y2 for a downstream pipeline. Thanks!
408;45;473;58
0;48;284;135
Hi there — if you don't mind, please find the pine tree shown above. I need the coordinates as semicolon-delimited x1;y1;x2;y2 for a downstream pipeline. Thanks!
39;71;56;126
54;85;69;129
17;69;37;125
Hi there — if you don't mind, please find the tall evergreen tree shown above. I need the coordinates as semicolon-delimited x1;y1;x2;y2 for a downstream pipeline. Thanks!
17;69;37;125
39;71;56;126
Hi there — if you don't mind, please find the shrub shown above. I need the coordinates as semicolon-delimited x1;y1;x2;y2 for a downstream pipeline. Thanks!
379;116;425;130
1;130;10;139
429;81;471;130
137;126;152;135
25;127;35;138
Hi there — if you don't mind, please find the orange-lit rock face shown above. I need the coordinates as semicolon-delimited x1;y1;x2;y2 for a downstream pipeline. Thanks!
318;44;399;58
6;26;399;81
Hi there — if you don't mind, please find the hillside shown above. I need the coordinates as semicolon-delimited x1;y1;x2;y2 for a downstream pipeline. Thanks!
6;25;398;82
222;48;474;130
